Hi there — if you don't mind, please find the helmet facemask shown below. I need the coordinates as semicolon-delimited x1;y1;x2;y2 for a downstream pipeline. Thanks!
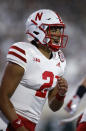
43;24;68;51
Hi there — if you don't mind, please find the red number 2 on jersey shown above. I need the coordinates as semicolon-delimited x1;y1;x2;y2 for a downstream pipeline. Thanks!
35;71;59;98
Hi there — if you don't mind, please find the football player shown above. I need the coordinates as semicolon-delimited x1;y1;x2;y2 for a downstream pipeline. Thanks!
65;78;86;114
0;9;68;131
64;77;86;131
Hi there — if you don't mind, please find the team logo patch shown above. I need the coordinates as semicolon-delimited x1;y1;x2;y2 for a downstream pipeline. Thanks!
35;12;43;21
58;51;65;62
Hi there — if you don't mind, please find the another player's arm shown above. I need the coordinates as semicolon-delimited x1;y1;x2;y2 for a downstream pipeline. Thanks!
0;62;28;131
48;77;68;112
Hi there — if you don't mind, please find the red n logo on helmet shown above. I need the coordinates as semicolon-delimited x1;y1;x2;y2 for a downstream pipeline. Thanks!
35;12;43;21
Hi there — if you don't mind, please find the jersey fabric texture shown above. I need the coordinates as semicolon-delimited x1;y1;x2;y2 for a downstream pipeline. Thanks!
7;42;66;124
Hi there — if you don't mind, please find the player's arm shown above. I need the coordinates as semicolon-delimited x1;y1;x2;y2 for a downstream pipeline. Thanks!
48;77;68;112
0;62;28;131
64;77;86;114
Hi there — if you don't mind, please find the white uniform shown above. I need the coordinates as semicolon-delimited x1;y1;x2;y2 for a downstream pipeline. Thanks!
7;42;66;124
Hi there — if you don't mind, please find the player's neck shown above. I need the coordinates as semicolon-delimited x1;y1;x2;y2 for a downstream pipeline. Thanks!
37;44;52;59
31;40;52;59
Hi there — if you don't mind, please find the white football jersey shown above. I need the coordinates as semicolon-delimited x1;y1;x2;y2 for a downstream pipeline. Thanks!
7;42;66;124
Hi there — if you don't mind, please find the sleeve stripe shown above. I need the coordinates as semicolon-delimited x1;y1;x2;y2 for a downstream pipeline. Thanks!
8;51;27;63
10;45;25;55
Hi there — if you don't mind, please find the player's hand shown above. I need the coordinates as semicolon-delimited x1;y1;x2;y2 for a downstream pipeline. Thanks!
56;77;68;96
16;126;29;131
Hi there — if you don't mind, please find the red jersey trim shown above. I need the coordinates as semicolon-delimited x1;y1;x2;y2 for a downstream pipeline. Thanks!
8;51;27;63
10;45;25;55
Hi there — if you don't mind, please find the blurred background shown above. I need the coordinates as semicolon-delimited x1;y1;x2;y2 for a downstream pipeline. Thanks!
0;0;86;130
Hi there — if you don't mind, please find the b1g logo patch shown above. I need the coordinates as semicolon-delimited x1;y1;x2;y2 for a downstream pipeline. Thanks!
58;50;65;62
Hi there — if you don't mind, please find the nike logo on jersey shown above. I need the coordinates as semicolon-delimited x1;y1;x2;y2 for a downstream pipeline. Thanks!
33;57;40;62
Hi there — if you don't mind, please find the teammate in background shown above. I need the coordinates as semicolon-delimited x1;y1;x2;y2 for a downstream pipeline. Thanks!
0;9;68;131
65;77;86;114
64;77;86;131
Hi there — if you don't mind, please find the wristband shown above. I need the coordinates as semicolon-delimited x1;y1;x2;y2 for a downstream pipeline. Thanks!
11;118;24;129
56;93;65;101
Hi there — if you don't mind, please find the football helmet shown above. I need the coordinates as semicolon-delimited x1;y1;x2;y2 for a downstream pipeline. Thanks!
26;9;68;51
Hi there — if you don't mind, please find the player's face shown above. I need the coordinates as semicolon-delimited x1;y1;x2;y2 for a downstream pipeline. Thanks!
47;26;62;46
